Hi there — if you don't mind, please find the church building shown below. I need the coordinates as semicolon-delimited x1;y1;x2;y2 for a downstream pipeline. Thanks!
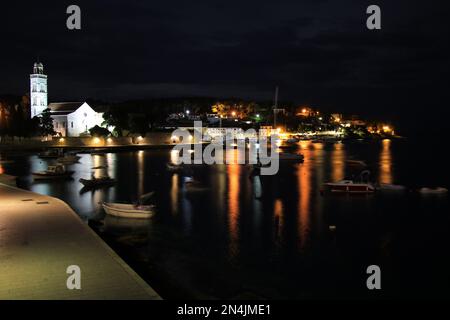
30;62;105;137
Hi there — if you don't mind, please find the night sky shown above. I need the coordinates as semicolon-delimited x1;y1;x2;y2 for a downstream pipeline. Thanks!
1;0;449;133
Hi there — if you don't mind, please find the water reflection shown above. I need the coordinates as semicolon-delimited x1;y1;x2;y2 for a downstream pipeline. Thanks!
298;142;312;251
273;198;284;244
227;163;240;258
137;150;144;197
379;139;393;184
331;142;346;182
170;174;179;215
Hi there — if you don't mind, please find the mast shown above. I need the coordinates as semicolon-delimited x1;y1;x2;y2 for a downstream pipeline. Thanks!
273;86;279;128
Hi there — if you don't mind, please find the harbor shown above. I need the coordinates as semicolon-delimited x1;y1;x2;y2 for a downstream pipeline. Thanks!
1;138;449;299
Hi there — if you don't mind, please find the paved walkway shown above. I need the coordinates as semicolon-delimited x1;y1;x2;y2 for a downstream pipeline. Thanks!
0;184;161;300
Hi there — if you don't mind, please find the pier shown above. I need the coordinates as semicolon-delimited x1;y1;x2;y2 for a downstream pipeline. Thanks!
0;183;161;300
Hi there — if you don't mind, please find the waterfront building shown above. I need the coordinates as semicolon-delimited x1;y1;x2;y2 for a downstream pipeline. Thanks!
48;102;104;137
29;62;104;137
30;62;48;118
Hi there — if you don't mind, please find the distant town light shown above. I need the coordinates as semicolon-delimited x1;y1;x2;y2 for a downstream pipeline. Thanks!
107;137;112;143
186;110;190;115
93;137;100;144
256;114;260;118
137;136;144;141
59;137;65;143
231;111;236;117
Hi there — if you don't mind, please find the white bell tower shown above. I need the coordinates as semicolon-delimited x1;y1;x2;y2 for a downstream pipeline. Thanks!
30;62;48;118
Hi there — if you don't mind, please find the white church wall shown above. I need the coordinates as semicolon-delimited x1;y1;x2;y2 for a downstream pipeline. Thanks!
66;102;104;137
52;115;68;137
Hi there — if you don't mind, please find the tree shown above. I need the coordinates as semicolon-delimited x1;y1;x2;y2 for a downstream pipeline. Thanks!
128;114;149;136
102;109;129;137
89;125;110;137
38;108;56;136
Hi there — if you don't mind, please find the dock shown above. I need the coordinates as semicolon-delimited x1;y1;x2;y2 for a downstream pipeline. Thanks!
0;183;161;300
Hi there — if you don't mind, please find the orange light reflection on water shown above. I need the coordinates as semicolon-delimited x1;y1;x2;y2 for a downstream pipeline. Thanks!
227;163;240;257
297;141;312;251
331;142;345;182
380;139;393;184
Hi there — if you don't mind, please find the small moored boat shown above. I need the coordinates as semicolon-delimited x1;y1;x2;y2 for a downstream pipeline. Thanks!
102;202;155;219
419;187;448;195
32;164;74;180
325;180;375;194
377;183;406;192
79;176;116;188
57;154;81;164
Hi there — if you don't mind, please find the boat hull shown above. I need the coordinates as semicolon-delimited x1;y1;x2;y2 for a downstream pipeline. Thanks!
79;178;116;188
32;172;74;180
326;183;375;194
102;202;154;219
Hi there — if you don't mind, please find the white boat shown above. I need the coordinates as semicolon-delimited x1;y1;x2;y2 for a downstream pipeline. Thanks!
325;180;375;194
57;154;81;164
419;187;448;195
377;183;406;192
32;164;74;180
102;202;155;219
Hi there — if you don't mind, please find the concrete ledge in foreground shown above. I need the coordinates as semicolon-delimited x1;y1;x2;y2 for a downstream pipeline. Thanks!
0;183;161;300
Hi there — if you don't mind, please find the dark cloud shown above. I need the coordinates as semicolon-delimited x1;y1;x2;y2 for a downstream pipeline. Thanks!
1;0;449;132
